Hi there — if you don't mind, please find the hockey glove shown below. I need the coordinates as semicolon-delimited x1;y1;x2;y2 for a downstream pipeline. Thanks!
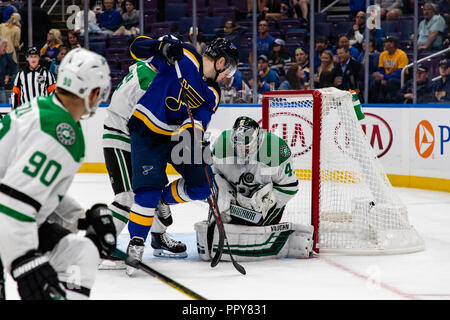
84;204;117;259
11;250;66;300
159;35;183;65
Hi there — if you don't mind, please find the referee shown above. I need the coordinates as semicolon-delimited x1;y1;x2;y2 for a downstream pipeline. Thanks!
11;47;56;109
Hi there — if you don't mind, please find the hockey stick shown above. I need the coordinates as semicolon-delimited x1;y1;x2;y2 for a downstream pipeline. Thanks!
0;258;5;300
174;61;246;275
112;248;206;300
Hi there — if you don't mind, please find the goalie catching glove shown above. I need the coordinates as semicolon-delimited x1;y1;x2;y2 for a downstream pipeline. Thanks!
79;204;117;259
11;250;66;300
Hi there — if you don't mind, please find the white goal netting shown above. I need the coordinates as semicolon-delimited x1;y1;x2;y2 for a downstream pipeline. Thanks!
262;88;424;255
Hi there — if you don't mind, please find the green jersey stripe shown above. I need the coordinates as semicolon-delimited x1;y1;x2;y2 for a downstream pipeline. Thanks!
0;203;36;222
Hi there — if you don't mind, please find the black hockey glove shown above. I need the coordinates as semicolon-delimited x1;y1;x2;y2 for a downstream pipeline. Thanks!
83;204;117;259
158;35;183;65
11;250;66;300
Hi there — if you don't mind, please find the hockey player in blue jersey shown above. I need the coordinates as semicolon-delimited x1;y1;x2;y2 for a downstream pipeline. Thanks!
124;35;238;274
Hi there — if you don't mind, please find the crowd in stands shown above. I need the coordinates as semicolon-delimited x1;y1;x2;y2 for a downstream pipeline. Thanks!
0;0;448;105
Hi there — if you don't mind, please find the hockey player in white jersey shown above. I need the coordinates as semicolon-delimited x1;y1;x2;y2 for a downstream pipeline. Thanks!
195;116;314;261
0;48;116;300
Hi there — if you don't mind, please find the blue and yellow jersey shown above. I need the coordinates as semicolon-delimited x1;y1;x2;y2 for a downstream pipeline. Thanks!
127;36;221;137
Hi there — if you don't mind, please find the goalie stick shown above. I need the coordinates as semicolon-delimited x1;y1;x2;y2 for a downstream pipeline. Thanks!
112;249;206;300
174;61;246;275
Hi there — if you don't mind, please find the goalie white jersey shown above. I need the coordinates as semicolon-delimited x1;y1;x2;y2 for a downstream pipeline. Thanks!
102;61;156;151
212;129;299;224
0;95;85;267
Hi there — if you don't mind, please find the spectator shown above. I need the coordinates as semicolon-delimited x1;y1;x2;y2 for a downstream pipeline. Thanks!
0;37;15;104
393;64;433;103
268;38;292;77
348;11;366;52
313;36;329;69
74;0;100;36
417;2;446;51
279;64;307;90
67;30;82;50
332;46;364;98
97;0;122;35
349;0;371;18
113;0;139;37
314;50;335;88
19;2;51;49
432;58;450;102
1;1;17;23
248;19;275;65
292;0;309;24
215;20;248;50
40;29;63;68
372;36;408;102
186;26;205;54
116;0;126;13
49;46;68;78
219;69;252;103
257;54;280;89
380;0;403;20
260;0;291;21
438;0;450;20
11;47;56;109
334;34;360;61
293;47;310;83
0;12;21;65
357;39;380;74
248;75;271;103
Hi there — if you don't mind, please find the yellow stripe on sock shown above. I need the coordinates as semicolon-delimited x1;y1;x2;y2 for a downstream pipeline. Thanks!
129;211;154;226
171;180;186;203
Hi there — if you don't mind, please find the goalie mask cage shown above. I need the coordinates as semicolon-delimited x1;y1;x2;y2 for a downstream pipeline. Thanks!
262;88;424;255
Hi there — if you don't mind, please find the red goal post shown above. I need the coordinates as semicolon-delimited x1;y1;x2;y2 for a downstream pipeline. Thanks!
262;88;424;255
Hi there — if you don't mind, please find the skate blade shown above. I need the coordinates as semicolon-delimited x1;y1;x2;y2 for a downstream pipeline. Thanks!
126;266;138;276
152;249;188;259
98;259;126;270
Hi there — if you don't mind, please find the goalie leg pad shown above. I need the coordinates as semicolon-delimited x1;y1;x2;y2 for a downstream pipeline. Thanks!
194;221;314;262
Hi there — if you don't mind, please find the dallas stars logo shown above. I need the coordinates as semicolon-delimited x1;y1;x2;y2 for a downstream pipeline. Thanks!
56;123;76;146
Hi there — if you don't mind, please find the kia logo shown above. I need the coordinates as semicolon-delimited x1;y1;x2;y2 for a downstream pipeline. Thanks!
415;120;435;158
360;113;393;158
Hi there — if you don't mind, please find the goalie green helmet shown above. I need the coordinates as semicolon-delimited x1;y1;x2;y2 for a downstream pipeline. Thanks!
56;48;111;118
231;116;262;160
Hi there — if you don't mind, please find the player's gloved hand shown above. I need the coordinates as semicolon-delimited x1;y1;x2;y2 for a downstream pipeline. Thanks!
251;184;276;218
84;204;117;259
159;35;183;65
11;249;66;300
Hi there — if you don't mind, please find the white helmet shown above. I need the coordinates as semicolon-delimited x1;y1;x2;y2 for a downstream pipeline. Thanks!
56;48;111;118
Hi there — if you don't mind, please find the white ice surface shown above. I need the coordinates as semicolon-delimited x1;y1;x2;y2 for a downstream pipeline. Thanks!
4;173;450;300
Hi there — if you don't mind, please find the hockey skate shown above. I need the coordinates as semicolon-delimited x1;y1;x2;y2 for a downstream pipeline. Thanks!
155;199;173;227
125;236;145;276
151;232;187;258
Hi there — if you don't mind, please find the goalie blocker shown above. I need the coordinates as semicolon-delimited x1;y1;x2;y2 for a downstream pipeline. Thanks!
195;221;314;261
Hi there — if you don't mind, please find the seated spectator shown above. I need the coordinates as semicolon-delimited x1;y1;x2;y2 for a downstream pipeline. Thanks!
333;34;360;61
293;47;310;82
292;0;310;24
49;46;68;78
0;12;21;66
371;36;408;102
97;0;122;36
357;39;380;73
438;0;450;20
215;20;248;50
219;69;252;103
40;28;63;68
432;58;450;103
268;38;292;77
313;36;330;69
113;0;139;37
393;63;433;103
279;64;307;90
248;75;271;103
380;0;403;20
417;2;446;51
332;46;364;99
0;37;15;104
186;26;205;54
248;19;275;65
257;54;280;89
66;30;82;50
74;0;99;36
348;11;366;52
2;1;17;23
313;50;335;88
261;0;293;21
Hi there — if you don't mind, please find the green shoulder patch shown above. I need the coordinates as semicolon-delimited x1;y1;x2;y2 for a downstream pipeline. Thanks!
136;61;157;91
257;132;292;167
37;96;85;163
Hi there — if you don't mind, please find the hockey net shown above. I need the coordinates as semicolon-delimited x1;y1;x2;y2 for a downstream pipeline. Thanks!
262;88;424;255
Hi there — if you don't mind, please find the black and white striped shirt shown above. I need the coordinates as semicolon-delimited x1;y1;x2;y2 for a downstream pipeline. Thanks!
11;65;56;109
